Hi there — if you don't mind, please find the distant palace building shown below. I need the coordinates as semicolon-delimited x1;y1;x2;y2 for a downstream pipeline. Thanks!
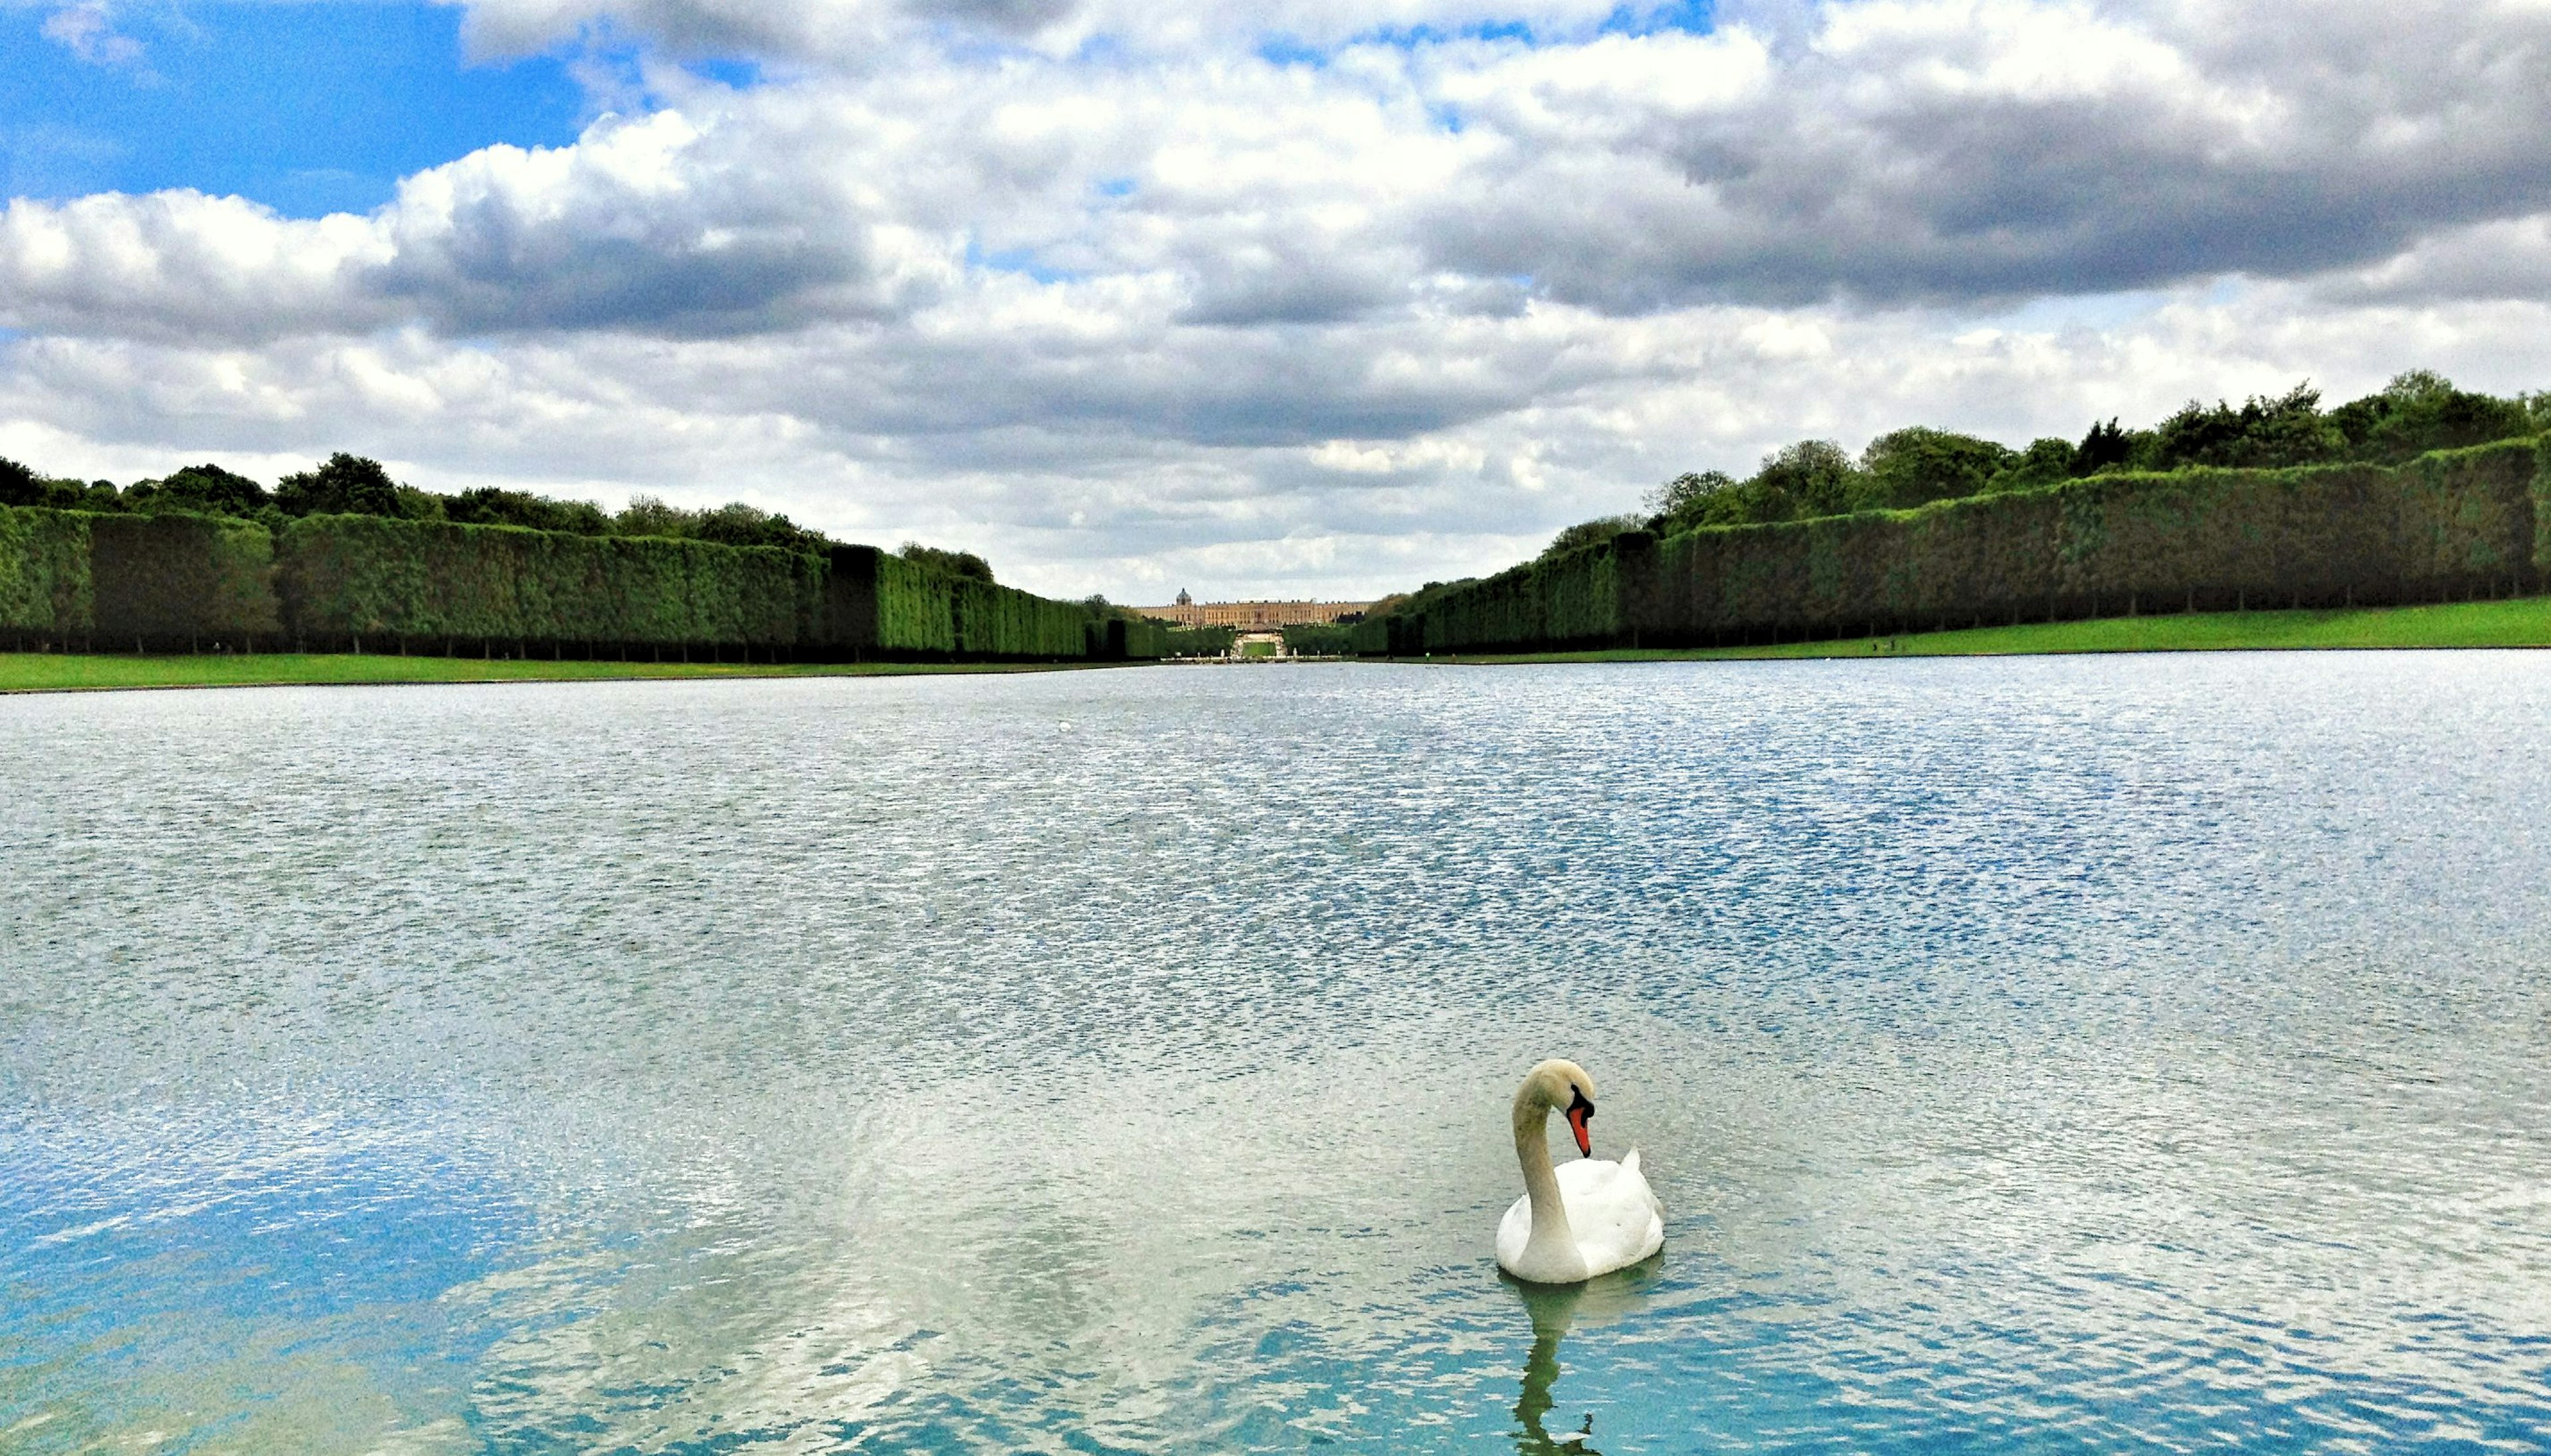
1133;590;1374;630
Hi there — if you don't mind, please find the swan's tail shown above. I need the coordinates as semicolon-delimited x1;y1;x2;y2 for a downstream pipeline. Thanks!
1622;1148;1641;1174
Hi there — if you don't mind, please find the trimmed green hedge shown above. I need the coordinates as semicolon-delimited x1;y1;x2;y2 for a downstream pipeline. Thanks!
279;515;821;651
856;548;1122;659
1363;438;2550;653
1416;539;1628;653
0;504;93;642
2;507;280;648
92;512;280;646
870;549;959;654
1160;624;1237;657
1;507;1139;662
951;576;1092;658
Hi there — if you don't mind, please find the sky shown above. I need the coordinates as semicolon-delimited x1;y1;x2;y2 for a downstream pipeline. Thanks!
3;1;2549;602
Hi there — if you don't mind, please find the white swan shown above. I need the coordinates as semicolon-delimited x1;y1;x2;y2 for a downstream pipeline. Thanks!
1497;1059;1665;1284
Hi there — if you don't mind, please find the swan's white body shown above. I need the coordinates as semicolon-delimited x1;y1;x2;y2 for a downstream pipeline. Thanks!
1496;1060;1665;1284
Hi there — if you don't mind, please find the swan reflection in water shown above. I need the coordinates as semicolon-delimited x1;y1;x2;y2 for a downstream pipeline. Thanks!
1505;1256;1660;1455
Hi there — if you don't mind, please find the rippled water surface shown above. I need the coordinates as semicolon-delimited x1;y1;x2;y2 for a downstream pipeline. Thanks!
5;657;2549;1453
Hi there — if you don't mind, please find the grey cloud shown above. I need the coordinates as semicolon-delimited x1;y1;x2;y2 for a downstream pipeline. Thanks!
2308;215;2551;307
366;115;937;335
1415;2;2551;310
458;0;896;64
31;2;2551;349
0;106;951;341
13;280;2551;602
0;192;399;341
909;0;1079;35
754;308;1578;448
450;0;1629;58
1172;239;1414;327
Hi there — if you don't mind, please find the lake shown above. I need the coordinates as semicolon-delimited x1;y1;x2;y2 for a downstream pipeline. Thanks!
3;656;2547;1453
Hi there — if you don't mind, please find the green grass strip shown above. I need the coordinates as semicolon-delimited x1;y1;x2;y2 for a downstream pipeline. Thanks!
1398;594;2551;663
0;653;1125;694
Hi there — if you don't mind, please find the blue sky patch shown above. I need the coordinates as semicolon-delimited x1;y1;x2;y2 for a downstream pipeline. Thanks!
1260;3;1713;70
0;3;589;216
1597;0;1717;38
969;239;1082;285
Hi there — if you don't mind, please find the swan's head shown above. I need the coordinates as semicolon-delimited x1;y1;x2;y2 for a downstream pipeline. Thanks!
1524;1058;1599;1157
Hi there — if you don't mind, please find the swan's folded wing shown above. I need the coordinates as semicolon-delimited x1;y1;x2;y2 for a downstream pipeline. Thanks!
1628;1148;1663;1217
1555;1157;1666;1276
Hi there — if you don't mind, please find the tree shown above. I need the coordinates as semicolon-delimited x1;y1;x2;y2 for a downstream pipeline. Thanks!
614;495;694;539
1857;428;2015;509
0;456;41;508
143;463;270;515
692;502;803;550
1539;514;1642;560
2328;371;2534;464
1750;439;1861;520
2142;383;2342;471
1644;470;1736;522
275;454;409;517
446;486;611;535
899;542;994;582
1984;438;2077;493
1644;446;1863;531
2072;418;2135;476
613;496;830;552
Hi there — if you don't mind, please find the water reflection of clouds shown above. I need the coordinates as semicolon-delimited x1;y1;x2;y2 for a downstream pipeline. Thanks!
5;662;2551;1449
0;1103;535;1451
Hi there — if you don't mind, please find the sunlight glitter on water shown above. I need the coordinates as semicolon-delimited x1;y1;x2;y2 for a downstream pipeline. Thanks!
3;656;2548;1452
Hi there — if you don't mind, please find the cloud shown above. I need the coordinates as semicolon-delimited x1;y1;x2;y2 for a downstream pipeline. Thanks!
12;277;2546;601
41;1;144;66
1418;1;2551;308
9;0;2551;598
450;0;1650;62
20;0;2551;343
0;191;396;340
2311;213;2551;307
0;105;955;340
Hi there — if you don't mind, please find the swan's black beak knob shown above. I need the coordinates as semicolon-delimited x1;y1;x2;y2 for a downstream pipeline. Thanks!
1565;1089;1594;1157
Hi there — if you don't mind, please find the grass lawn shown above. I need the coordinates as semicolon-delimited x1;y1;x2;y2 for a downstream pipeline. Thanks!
0;652;1125;694
14;595;2550;692
1412;594;2551;664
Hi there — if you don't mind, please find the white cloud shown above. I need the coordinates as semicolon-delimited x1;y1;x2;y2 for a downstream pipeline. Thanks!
39;1;143;66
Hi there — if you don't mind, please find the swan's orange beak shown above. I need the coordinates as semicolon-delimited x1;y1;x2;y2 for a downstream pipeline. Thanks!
1565;1091;1594;1157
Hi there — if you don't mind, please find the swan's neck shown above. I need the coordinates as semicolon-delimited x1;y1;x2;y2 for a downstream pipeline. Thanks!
1512;1088;1576;1261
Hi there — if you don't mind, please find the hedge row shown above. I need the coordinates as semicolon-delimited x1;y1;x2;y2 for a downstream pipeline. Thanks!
278;515;818;652
1156;624;1239;657
0;509;1147;661
0;504;90;638
1361;438;2550;654
0;508;280;649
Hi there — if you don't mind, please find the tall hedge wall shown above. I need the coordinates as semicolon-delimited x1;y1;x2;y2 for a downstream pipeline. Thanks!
870;549;959;654
851;547;1125;659
92;512;281;647
0;508;1141;662
279;515;822;652
0;504;92;642
1363;438;2550;654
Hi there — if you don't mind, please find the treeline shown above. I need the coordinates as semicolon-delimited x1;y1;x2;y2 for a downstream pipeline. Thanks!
0;450;1032;591
1538;373;2550;559
1358;373;2551;655
1;454;1223;663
